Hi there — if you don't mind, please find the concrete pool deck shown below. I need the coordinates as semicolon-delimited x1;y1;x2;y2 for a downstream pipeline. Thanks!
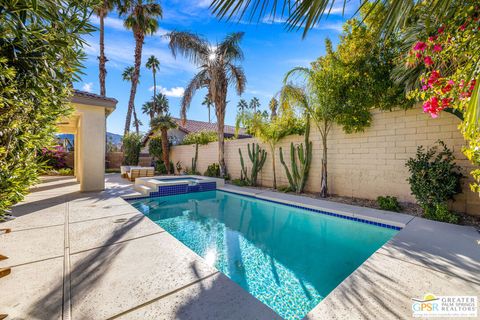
1;174;479;319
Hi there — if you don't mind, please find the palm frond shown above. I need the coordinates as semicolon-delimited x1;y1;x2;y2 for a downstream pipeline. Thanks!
181;70;210;123
217;32;245;62
226;63;246;95
167;31;210;66
283;66;311;84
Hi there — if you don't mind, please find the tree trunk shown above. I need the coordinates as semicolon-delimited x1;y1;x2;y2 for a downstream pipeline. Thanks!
270;143;276;189
216;103;226;177
98;6;107;97
124;32;144;136
152;68;157;110
161;128;170;174
320;132;328;198
133;106;140;134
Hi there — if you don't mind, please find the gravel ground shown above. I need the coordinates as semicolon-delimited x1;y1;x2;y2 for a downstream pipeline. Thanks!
227;183;480;229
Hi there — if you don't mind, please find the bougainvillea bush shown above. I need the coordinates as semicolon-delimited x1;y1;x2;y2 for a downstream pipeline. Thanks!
39;146;68;170
405;3;480;192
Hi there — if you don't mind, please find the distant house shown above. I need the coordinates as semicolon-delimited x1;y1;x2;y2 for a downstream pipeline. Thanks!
142;117;251;147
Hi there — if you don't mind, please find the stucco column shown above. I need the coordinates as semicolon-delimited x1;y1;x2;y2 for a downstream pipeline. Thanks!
77;106;106;191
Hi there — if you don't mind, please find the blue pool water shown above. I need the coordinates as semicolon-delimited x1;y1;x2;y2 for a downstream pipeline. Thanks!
130;191;397;319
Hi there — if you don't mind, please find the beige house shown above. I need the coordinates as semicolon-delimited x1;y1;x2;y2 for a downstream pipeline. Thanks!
56;90;117;191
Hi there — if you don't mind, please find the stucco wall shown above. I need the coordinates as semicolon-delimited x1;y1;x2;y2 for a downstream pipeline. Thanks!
170;108;480;216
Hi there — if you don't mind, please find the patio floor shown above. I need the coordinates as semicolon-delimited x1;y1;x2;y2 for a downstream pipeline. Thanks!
1;174;479;319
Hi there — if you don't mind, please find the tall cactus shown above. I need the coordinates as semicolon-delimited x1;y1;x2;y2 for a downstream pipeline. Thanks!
279;118;312;193
239;143;267;186
191;143;199;173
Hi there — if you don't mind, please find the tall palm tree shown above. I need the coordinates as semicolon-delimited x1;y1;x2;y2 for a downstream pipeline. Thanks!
146;55;160;109
94;0;116;96
122;66;142;133
269;97;278;120
119;0;162;136
202;94;214;123
167;31;247;177
150;114;177;174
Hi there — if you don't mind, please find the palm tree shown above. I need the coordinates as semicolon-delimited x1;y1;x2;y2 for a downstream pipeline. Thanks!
146;55;160;109
132;106;142;134
237;99;248;113
142;93;168;121
118;0;162;136
167;31;247;177
122;66;142;133
269;97;278;120
249;97;260;113
150;114;177;174
202;94;214;123
94;0;116;96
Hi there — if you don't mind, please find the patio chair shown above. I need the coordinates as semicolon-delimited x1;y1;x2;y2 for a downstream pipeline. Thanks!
145;167;155;177
127;168;141;181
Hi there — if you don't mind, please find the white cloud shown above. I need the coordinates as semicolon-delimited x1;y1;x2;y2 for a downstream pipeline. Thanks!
82;82;94;92
90;15;126;31
150;85;185;98
261;16;287;24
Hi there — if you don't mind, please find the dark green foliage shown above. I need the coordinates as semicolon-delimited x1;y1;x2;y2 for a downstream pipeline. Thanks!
239;143;267;186
231;179;248;187
279;118;312;193
148;136;163;160
405;140;463;222
182;131;217;173
277;185;293;193
0;0;95;218
122;133;142;165
204;163;221;177
156;161;174;174
377;196;401;212
423;203;460;224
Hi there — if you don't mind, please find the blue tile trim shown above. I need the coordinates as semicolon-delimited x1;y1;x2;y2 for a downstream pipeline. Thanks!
218;189;403;231
125;185;402;231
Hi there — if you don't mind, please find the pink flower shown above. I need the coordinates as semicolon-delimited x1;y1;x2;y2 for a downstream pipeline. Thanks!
422;85;428;91
438;26;445;34
423;96;441;117
441;98;452;108
433;44;442;52
416;52;422;58
424;56;434;66
459;24;466;31
427;70;441;87
448;79;455;86
428;36;437;42
413;41;427;51
441;83;452;94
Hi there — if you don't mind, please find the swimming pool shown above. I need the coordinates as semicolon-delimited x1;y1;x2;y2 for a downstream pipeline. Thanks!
130;190;398;319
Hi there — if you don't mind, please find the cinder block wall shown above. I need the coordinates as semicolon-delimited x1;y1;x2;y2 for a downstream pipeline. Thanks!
170;108;480;216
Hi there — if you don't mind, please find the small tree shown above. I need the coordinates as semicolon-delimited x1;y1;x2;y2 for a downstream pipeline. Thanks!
122;132;142;165
244;109;303;189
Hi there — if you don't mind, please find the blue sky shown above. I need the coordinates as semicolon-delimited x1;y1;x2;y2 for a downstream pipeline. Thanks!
75;0;357;135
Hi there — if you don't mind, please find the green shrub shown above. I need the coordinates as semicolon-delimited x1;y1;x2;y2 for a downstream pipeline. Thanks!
231;179;248;186
148;136;163;160
424;203;459;224
181;131;217;145
0;1;93;219
277;185;293;193
204;163;221;177
156;161;174;175
58;168;74;176
122;133;142;165
377;196;401;212
105;168;121;173
405;141;462;219
184;167;200;175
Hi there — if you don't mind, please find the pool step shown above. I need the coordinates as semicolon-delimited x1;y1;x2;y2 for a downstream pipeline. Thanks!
133;184;153;196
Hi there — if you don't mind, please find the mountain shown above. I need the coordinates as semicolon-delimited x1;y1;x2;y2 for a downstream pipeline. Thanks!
57;132;123;150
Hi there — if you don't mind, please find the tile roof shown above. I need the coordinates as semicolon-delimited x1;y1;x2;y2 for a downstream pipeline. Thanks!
73;89;118;103
171;117;247;136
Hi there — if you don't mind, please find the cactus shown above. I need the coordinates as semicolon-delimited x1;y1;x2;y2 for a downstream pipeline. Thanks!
239;143;267;186
279;118;312;193
191;143;199;173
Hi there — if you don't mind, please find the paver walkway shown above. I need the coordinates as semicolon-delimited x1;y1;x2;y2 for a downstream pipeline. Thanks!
1;175;479;319
0;175;278;319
